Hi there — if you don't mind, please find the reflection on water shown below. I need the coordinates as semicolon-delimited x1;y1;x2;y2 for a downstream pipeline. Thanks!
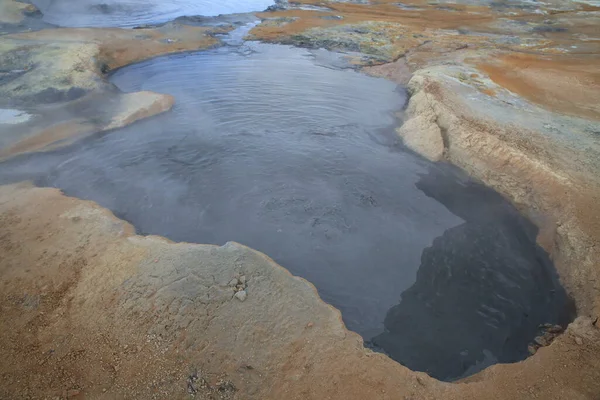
0;40;572;379
371;167;573;380
30;0;274;27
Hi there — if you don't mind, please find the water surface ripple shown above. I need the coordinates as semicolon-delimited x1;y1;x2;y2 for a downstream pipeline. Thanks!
0;42;572;380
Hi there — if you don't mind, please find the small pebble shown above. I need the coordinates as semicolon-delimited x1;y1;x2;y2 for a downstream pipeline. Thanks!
234;290;247;302
228;278;238;287
239;275;246;285
575;336;583;345
534;335;549;347
528;344;538;355
546;324;563;333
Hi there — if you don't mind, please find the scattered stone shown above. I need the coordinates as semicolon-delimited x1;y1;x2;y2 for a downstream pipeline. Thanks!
258;16;298;28
534;334;550;347
307;322;314;328
531;324;564;349
239;275;246;285
234;290;247;302
534;330;561;347
218;380;236;393
228;278;239;287
269;21;408;63
187;382;197;395
265;4;286;12
528;344;538;355
187;370;200;394
575;336;583;345
396;112;445;162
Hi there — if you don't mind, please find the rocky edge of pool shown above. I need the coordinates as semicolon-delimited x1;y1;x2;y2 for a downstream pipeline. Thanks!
1;0;599;399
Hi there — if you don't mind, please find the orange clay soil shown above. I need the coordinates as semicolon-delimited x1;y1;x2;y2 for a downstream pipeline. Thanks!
478;53;600;120
10;24;231;70
252;3;495;40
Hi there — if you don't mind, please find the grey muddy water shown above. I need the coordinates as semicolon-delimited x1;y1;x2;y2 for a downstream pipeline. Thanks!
0;32;573;380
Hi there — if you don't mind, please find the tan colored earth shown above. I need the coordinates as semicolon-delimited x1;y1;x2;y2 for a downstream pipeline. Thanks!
1;0;600;398
1;183;599;400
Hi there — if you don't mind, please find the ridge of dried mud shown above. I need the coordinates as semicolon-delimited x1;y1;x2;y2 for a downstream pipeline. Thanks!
1;0;600;398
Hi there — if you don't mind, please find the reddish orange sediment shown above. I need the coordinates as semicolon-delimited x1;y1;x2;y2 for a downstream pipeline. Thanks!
478;53;600;120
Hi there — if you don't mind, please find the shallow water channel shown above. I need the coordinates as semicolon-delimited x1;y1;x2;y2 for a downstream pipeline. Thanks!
0;26;573;380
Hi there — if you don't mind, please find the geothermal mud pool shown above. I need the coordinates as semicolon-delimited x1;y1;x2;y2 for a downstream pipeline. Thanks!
0;31;573;380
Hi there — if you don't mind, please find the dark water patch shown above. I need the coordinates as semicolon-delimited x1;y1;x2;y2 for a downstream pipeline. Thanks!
394;3;423;10
0;41;572;380
30;0;275;27
532;25;568;33
371;166;574;380
435;5;459;11
490;0;540;10
173;13;259;28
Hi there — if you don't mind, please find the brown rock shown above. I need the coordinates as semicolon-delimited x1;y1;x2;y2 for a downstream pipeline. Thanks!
234;290;247;302
528;344;538;355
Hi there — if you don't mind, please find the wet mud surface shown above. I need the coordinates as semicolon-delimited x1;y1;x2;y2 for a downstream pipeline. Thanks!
0;37;572;379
